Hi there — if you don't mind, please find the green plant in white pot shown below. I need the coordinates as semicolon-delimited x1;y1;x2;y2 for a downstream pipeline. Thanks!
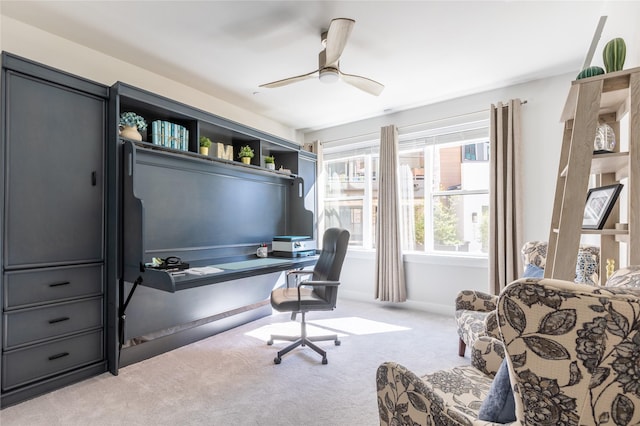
264;155;275;170
238;145;254;164
199;136;212;156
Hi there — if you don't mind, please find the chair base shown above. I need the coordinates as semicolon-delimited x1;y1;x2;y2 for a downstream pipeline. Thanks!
267;312;340;364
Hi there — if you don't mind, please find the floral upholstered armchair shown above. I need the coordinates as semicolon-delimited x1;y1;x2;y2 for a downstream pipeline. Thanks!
455;241;599;358
377;278;640;425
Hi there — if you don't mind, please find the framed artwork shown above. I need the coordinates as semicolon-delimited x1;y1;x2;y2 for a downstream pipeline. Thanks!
582;183;623;230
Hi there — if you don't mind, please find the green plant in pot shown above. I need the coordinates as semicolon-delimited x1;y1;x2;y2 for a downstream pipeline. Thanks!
119;112;147;141
199;136;212;156
264;155;275;170
238;145;254;164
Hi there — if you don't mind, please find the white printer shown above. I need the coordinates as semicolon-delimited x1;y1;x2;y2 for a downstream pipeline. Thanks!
272;235;316;257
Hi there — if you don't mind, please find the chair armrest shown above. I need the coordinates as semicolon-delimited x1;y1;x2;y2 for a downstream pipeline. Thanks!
455;290;498;312
483;310;500;339
471;336;505;377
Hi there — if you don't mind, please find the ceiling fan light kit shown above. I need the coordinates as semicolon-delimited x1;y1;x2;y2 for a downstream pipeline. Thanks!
259;17;384;96
319;68;340;83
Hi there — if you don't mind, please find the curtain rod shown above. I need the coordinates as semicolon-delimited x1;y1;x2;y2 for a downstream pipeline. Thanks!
319;99;528;146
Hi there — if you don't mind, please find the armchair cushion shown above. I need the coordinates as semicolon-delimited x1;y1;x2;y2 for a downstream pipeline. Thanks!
478;359;515;423
377;362;495;426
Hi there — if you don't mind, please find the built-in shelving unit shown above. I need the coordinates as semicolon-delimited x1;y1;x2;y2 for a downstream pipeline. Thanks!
114;82;310;175
112;82;318;369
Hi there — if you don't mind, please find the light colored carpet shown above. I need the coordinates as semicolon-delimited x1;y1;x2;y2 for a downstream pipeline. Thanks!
0;298;467;425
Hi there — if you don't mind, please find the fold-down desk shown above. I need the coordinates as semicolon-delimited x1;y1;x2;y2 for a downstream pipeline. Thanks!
118;140;317;368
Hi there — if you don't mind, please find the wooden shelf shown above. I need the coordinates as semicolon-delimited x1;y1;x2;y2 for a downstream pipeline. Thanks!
560;151;629;180
561;66;640;122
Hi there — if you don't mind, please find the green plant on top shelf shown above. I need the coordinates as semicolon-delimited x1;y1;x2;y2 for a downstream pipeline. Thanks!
199;136;212;147
264;155;275;163
238;145;255;159
119;112;147;131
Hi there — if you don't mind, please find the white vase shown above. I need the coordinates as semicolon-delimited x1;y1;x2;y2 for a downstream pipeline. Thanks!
120;125;142;141
266;163;275;170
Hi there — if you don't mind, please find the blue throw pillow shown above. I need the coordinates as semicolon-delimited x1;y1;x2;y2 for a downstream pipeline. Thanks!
522;263;544;278
478;358;516;423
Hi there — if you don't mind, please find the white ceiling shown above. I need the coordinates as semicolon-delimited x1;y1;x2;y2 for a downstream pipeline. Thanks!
2;1;639;133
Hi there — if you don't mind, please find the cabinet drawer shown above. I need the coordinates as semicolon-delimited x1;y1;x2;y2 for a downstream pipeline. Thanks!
3;298;103;349
3;264;103;309
2;330;103;391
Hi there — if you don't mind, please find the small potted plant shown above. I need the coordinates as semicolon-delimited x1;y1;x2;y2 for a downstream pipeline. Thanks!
119;112;147;141
199;136;212;156
264;155;275;170
238;145;254;164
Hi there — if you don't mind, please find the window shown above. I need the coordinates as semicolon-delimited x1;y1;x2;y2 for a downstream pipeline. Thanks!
321;116;489;255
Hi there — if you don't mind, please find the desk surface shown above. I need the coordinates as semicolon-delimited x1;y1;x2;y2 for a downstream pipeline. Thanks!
211;257;295;270
131;255;318;293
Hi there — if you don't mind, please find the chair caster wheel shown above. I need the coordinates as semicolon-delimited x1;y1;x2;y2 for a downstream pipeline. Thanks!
274;357;281;364
267;339;273;345
322;357;328;365
335;340;341;346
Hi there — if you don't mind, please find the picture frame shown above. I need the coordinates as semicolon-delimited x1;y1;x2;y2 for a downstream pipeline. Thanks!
582;183;623;230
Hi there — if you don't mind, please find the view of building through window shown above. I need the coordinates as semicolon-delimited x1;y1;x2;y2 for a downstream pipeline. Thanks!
322;120;489;255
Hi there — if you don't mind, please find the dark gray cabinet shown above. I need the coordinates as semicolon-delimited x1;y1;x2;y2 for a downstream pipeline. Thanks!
1;53;108;407
4;72;104;268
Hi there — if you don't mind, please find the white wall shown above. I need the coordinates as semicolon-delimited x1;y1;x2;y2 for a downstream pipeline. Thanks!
307;73;576;313
0;16;300;144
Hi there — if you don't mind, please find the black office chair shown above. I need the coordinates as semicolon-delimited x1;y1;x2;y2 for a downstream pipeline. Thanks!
268;228;350;364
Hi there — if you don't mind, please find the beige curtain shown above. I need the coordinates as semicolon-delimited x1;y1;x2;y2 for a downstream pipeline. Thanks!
375;125;407;302
489;100;523;295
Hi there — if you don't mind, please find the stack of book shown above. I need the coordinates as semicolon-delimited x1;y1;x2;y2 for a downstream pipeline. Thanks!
151;120;189;151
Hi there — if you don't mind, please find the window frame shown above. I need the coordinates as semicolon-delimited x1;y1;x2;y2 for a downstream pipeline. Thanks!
319;112;490;258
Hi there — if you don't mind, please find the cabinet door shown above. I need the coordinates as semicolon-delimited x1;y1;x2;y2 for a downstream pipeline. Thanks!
4;72;105;268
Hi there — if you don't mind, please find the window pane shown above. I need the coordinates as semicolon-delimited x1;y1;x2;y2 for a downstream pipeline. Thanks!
432;194;489;254
324;199;363;246
324;156;368;247
398;150;425;251
433;142;489;192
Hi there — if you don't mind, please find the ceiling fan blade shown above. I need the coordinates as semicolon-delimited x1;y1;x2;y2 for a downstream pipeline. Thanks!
259;69;319;88
324;18;355;67
340;72;384;96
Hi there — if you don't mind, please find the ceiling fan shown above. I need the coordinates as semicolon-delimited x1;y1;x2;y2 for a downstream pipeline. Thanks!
259;18;384;96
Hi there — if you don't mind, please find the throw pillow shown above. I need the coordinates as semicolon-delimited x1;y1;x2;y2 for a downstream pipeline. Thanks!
575;251;598;285
522;263;544;278
478;358;516;423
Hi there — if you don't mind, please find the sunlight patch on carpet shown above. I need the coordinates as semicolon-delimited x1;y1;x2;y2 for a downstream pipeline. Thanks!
244;316;409;341
244;322;347;342
309;317;410;335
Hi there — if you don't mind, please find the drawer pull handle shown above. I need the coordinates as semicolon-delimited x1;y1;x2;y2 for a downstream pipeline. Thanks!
48;352;69;361
49;317;70;324
49;281;71;288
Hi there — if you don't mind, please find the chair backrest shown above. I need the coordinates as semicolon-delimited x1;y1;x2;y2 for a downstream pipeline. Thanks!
311;228;350;305
498;278;640;425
